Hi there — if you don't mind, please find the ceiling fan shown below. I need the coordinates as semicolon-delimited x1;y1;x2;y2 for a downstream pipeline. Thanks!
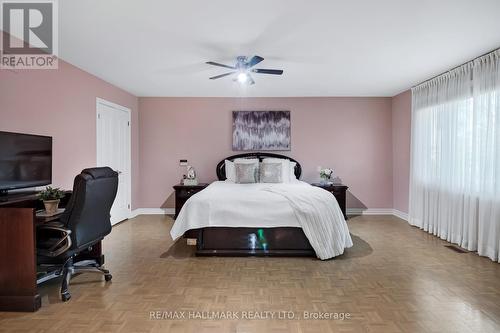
206;55;283;85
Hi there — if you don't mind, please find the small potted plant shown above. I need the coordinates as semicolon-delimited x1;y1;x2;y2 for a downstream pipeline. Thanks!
319;168;334;185
38;186;65;215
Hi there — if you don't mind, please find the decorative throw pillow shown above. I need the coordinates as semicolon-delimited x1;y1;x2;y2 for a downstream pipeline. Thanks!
226;158;258;182
235;162;259;183
260;162;282;183
262;158;290;183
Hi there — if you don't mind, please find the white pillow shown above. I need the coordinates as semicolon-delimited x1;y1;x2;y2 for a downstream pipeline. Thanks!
224;160;236;182
262;158;292;183
234;158;259;164
289;162;298;181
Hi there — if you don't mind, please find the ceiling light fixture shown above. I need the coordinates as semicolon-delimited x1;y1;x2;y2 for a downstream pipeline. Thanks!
237;72;248;84
206;55;283;86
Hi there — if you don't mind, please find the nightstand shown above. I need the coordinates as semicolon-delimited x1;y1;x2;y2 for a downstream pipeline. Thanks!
311;183;348;219
173;183;209;219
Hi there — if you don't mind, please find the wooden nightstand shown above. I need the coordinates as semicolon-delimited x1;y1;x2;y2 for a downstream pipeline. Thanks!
173;183;209;219
311;183;348;219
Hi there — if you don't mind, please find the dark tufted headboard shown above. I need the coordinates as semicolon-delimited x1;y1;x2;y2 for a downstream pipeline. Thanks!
216;152;302;180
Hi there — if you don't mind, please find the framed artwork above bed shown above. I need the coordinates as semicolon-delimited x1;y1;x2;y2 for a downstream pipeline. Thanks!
232;111;291;151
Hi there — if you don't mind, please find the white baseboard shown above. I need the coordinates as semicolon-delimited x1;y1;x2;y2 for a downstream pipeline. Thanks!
130;207;409;221
347;208;394;216
347;208;408;221
392;209;409;221
130;208;175;218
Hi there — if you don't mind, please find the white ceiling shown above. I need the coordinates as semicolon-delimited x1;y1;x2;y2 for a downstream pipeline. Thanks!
59;0;500;97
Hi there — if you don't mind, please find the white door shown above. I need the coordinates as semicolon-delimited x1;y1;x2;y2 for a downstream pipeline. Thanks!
96;98;131;225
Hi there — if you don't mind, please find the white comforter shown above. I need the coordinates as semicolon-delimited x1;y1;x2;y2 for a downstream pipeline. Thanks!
170;181;353;259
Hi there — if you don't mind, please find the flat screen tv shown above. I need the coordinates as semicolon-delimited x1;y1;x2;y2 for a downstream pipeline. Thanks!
0;131;52;194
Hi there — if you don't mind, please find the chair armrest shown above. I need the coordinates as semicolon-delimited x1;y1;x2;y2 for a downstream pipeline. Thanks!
38;221;65;228
37;224;71;234
37;225;72;257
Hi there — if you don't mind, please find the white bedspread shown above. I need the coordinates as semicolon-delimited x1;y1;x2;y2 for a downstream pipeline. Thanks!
170;181;353;259
263;185;353;259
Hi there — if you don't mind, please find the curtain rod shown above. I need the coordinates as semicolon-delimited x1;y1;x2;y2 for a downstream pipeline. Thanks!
411;46;500;89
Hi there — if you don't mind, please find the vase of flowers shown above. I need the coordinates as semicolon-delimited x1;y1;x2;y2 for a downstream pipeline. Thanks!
319;168;334;185
38;186;65;215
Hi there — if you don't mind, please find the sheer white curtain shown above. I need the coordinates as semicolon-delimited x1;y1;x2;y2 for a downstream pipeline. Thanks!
409;49;500;262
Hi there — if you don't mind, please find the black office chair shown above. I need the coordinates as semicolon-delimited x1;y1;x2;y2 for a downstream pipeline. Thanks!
36;167;118;301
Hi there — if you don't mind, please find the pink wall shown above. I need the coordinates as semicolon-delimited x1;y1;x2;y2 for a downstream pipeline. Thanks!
138;97;394;210
1;27;412;214
391;90;411;214
0;59;140;208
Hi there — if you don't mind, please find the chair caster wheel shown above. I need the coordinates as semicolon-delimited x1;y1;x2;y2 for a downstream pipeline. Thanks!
61;292;71;302
104;274;112;282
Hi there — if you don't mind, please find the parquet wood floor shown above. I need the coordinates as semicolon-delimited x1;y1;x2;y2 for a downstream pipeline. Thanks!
1;215;500;332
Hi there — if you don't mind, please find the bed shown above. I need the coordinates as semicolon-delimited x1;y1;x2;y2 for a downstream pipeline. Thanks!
170;153;352;259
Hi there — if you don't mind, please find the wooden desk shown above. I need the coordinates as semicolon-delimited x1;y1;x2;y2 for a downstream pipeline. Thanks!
0;192;102;312
0;208;40;311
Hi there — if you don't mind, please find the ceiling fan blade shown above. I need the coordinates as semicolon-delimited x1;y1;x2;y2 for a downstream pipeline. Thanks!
252;68;283;75
209;72;235;80
206;61;236;69
247;55;264;68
